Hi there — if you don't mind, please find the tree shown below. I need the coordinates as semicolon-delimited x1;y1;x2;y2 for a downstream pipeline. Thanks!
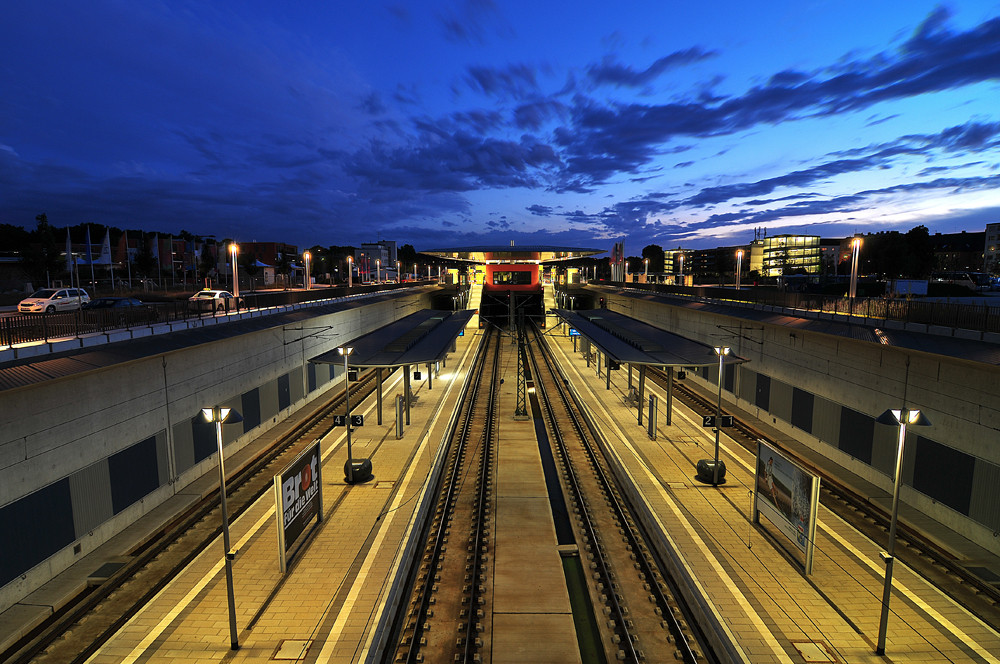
199;242;217;287
641;244;665;272
398;244;418;266
276;251;292;289
134;233;156;279
20;213;62;288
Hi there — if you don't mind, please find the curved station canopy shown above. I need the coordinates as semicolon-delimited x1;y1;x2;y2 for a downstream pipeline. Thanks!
420;245;604;264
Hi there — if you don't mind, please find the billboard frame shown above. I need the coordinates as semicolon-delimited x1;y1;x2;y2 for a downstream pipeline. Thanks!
753;440;820;574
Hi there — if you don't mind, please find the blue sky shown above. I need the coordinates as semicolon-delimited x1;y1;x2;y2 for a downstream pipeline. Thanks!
2;1;999;253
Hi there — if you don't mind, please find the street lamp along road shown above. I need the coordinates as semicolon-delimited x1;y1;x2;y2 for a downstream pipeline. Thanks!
229;243;240;299
201;406;243;650
303;251;311;290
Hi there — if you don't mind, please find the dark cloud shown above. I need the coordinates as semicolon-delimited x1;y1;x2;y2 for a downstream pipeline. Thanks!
464;63;539;99
587;48;717;88
552;12;1000;188
526;204;553;216
513;99;566;130
439;0;511;44
359;92;386;115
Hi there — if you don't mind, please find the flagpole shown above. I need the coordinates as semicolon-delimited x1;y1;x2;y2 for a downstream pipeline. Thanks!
86;225;96;293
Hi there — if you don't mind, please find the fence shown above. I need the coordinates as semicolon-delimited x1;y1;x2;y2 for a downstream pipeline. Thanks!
1;281;426;348
614;283;1000;335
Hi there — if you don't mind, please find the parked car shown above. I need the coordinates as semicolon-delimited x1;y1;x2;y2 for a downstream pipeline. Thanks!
18;288;91;313
188;289;244;312
82;297;159;323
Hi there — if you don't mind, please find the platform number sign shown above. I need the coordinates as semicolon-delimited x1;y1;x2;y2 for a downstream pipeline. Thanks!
702;415;734;428
350;414;364;427
333;415;347;427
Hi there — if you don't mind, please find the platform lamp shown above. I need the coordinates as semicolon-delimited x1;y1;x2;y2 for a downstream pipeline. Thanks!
874;407;931;655
347;255;353;288
396;260;401;283
303;251;311;290
736;250;744;289
201;405;243;650
644;257;649;279
711;346;730;485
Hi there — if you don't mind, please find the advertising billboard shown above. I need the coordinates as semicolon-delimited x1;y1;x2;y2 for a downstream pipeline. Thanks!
754;441;820;574
274;441;323;572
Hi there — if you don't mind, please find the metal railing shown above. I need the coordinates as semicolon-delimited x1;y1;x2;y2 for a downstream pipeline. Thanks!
1;282;428;348
602;283;1000;335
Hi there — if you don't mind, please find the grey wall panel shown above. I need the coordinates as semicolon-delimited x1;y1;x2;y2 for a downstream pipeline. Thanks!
155;431;169;487
241;388;261;432
838;407;874;464
173;419;195;474
911;435;974;516
108;436;159;515
221;397;243;447
755;373;770;410
738;367;757;403
278;373;291;411
769;378;793;424
871;423;901;478
969;460;1000;531
790;388;814;433
811;396;840;447
289;367;304;404
0;479;74;587
260;378;279;422
307;363;317;393
69;461;112;537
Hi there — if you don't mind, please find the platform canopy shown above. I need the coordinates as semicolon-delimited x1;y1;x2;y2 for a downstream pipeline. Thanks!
553;308;747;368
310;309;474;368
420;245;604;264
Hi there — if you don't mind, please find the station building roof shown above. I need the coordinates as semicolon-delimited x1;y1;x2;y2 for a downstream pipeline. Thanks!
420;245;604;264
553;308;747;368
310;309;474;368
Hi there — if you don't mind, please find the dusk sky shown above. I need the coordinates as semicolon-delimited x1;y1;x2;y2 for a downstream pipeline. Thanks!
2;1;999;254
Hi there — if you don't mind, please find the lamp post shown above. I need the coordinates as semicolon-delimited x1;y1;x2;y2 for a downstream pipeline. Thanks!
396;260;401;283
736;250;743;289
303;251;311;290
201;406;243;650
339;346;356;483
874;407;931;655
230;243;240;298
678;254;684;284
712;346;730;486
413;263;417;281
376;259;381;283
347;256;353;288
644;258;649;279
849;237;861;299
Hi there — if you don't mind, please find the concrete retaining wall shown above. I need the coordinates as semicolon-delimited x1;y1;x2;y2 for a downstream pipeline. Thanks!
609;292;1000;552
0;292;430;612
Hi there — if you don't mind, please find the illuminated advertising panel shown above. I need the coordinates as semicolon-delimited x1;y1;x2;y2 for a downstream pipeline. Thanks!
754;441;820;574
274;442;323;572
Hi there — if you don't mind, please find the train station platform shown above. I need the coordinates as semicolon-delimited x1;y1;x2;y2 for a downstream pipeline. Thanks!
544;327;1000;663
5;312;999;663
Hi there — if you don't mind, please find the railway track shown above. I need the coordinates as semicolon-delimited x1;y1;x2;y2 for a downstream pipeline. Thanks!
391;327;499;663
389;323;722;664
4;368;388;664
646;366;1000;630
528;325;712;664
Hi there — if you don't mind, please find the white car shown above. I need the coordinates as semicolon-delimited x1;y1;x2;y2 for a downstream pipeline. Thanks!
18;288;91;313
188;289;244;312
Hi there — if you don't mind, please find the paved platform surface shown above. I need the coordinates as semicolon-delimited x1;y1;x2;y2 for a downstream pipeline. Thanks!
546;326;1000;664
4;299;1000;663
